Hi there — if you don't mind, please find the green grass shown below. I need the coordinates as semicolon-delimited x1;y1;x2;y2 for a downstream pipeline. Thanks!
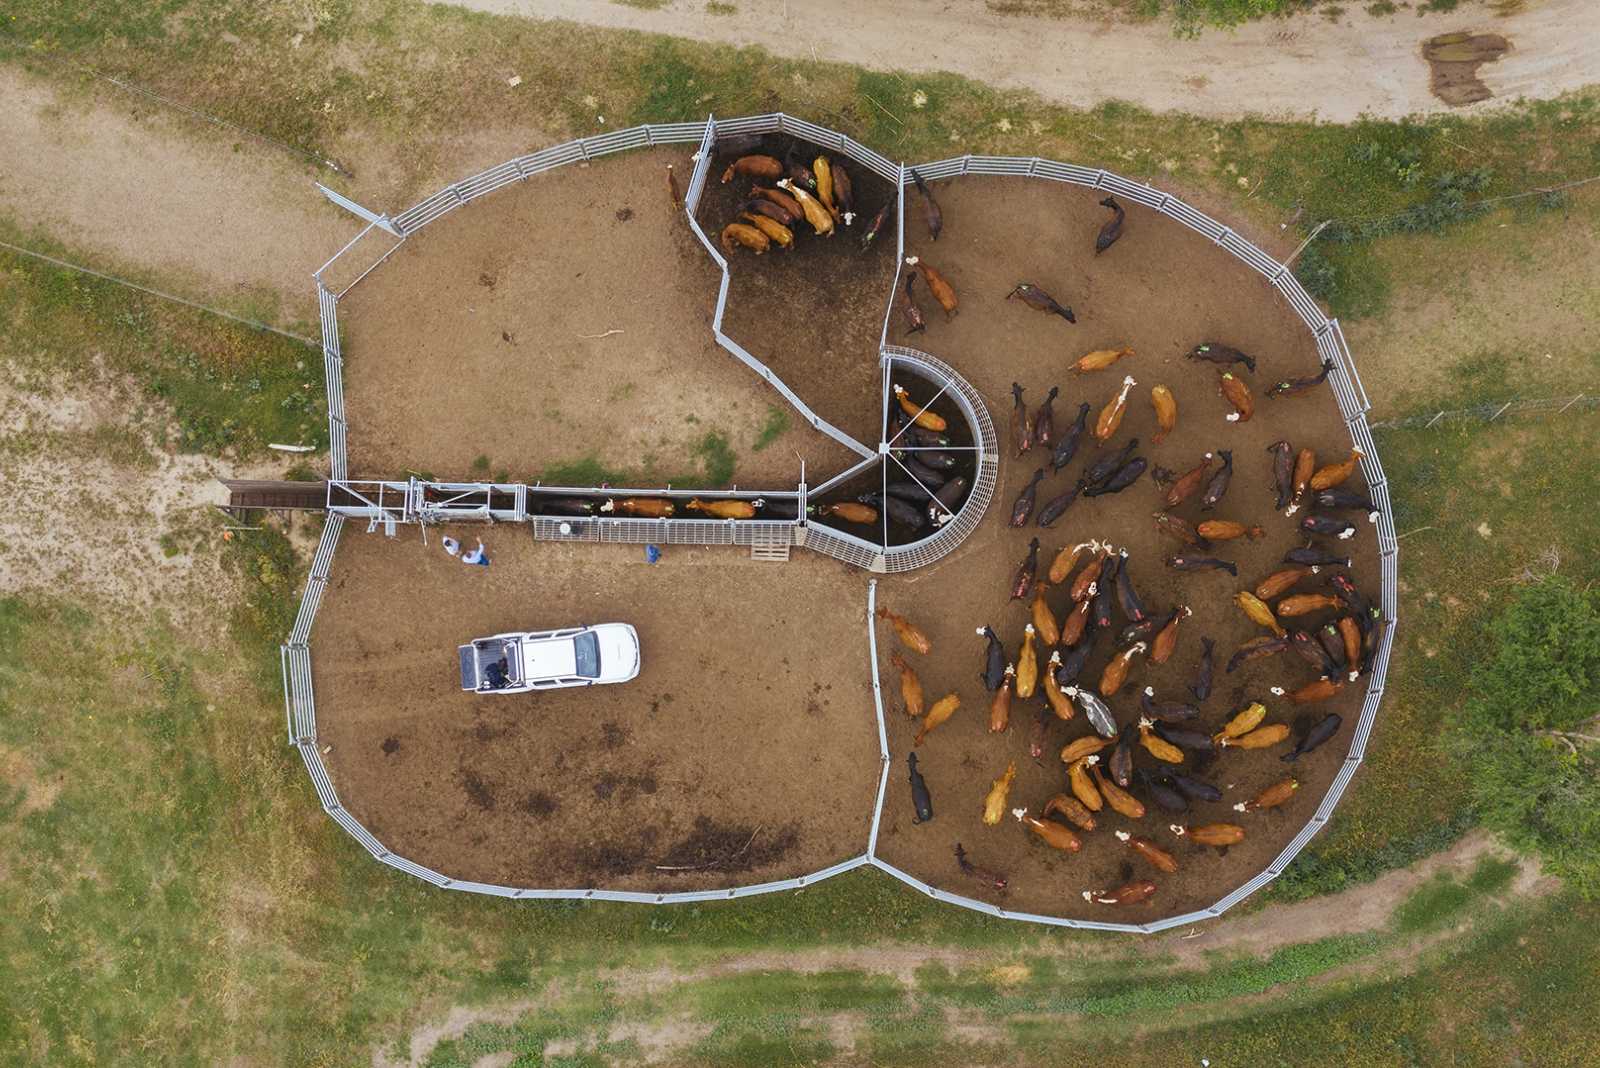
542;431;738;488
5;3;1595;318
0;222;326;458
1053;893;1600;1065
1391;853;1519;935
1269;409;1600;901
218;523;308;690
751;405;791;452
690;429;737;486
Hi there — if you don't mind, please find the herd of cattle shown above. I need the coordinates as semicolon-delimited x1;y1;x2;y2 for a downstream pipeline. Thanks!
878;400;1383;906
869;171;1383;908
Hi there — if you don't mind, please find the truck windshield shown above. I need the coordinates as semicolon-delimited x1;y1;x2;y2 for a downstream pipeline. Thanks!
574;632;600;678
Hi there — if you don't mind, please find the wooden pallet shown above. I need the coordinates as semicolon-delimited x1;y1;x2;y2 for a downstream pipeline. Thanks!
748;537;791;562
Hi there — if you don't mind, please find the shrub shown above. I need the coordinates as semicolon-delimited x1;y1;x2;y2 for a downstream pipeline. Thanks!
1460;577;1600;733
1449;577;1600;897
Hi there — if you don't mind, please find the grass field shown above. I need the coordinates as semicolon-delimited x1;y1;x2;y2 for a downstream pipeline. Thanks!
5;2;1598;318
0;584;1571;1068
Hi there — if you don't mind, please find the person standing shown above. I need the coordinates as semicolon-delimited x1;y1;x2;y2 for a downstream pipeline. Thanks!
461;540;490;567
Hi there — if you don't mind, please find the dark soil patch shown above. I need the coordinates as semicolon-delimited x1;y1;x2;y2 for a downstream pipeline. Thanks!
592;770;657;803
1424;32;1510;106
518;791;558;818
657;817;801;874
313;533;878;891
381;736;400;755
701;134;900;450
460;769;496;811
869;175;1383;923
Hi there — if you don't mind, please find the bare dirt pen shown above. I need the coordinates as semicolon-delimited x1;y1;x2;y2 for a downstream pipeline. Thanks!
700;134;902;450
870;175;1381;922
312;527;879;890
338;145;860;487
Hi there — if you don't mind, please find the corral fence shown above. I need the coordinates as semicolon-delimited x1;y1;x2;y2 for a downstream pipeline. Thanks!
287;115;1399;931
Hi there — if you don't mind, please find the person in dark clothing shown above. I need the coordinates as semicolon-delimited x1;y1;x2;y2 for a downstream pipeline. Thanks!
483;656;510;690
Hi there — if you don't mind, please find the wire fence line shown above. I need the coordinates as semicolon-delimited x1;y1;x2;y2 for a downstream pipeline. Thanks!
289;114;1398;932
1370;391;1600;431
32;54;353;177
0;238;318;346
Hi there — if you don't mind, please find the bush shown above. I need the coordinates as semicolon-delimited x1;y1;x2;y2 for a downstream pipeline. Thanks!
1450;577;1600;897
1461;577;1600;733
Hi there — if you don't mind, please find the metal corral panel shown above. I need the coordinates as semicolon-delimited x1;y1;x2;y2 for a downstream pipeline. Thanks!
298;744;340;809
648;121;711;143
457;162;522;201
907;157;966;181
1160;198;1226;240
1094;173;1165;208
776;114;838;148
394;188;463;234
714;113;781;137
1316;760;1364;822
515;141;586;179
1031;159;1102;185
328;807;389;858
840;136;898;183
381;854;452;886
1273;272;1327;333
1221;232;1284;279
583;127;651;157
966;155;1035;177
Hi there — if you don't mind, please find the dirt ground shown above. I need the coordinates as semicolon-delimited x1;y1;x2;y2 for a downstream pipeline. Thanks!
451;0;1600;122
703;134;901;452
0;66;342;328
338;145;862;488
869;176;1382;922
311;526;879;890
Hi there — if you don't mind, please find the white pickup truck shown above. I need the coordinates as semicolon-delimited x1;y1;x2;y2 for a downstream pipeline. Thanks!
458;624;641;694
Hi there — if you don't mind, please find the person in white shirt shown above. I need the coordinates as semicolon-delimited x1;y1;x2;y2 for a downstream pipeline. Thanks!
461;540;489;567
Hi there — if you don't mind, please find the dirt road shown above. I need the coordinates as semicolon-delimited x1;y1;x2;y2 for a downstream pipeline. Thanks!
444;0;1600;122
0;68;346;325
382;830;1553;1066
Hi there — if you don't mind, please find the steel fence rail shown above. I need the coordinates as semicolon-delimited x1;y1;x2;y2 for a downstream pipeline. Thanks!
865;580;892;855
875;349;1001;572
289;119;1397;930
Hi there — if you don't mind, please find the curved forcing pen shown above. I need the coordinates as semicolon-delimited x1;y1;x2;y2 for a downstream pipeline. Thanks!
291;114;1397;932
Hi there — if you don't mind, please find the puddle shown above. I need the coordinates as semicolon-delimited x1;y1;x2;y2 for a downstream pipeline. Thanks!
1423;32;1511;106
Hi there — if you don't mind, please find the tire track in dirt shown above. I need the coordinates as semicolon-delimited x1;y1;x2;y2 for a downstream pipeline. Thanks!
0;66;344;326
383;831;1553;1066
438;0;1600;123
